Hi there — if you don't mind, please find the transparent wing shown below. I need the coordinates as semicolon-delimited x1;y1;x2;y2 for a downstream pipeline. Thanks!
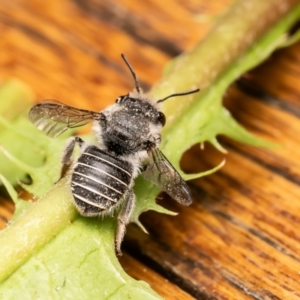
143;148;192;205
28;100;103;138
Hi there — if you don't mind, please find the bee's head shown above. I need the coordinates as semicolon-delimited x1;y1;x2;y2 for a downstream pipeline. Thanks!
115;94;166;127
120;53;199;127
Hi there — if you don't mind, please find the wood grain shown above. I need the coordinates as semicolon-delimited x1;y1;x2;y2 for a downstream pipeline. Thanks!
1;0;300;299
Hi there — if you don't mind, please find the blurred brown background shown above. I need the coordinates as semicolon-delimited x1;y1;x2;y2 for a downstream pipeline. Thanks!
1;1;300;299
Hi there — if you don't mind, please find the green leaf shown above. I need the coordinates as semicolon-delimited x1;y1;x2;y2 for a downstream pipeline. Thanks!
0;173;32;220
0;81;39;185
0;79;34;126
0;120;69;196
0;180;159;300
1;217;160;300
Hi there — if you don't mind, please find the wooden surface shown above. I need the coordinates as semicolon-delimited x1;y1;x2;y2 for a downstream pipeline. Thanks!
1;0;300;299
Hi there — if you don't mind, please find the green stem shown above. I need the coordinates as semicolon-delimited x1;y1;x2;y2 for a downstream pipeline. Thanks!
0;178;78;283
150;0;300;131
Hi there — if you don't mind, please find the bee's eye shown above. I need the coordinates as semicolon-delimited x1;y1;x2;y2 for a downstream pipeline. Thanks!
157;112;166;126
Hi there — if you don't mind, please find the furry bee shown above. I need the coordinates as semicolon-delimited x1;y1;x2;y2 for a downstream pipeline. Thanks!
28;54;199;254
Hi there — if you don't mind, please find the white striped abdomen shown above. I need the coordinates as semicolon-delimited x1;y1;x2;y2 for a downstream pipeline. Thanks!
71;145;133;216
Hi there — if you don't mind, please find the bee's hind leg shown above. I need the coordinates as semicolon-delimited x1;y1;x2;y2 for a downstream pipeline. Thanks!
115;190;136;256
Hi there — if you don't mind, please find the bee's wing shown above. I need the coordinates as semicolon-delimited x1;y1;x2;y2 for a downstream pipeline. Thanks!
143;148;192;205
28;100;103;138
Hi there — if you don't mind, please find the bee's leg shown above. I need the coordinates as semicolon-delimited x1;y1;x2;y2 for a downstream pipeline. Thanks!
59;136;85;179
115;190;135;256
139;163;147;173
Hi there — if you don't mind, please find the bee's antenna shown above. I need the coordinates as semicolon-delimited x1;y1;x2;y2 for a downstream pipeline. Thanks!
121;54;141;93
157;88;200;103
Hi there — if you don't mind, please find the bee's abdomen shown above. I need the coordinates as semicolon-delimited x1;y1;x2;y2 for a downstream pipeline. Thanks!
71;145;133;216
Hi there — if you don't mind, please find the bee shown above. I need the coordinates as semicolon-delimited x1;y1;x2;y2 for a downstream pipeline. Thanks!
28;54;199;255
